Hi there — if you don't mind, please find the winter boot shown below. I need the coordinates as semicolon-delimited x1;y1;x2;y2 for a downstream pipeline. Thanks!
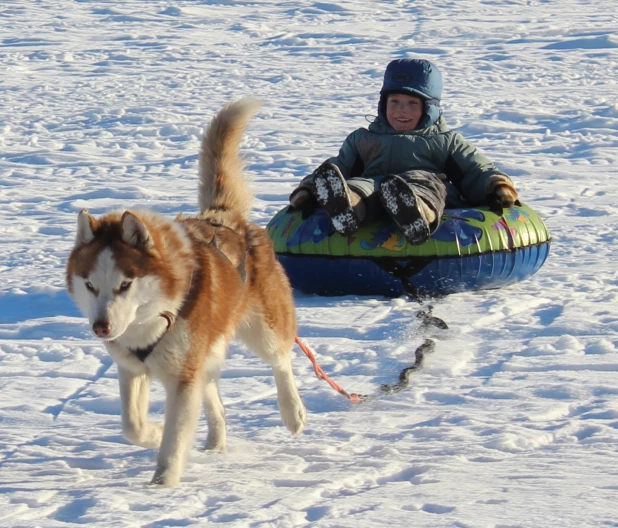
313;162;365;236
379;175;431;245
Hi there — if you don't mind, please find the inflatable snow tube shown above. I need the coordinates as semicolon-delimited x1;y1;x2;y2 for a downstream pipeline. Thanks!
266;204;551;297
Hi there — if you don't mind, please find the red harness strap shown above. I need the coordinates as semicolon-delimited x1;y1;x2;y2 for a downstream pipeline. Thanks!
295;336;363;403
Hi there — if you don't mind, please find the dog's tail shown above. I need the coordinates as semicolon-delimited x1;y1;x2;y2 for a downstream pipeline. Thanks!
199;98;262;219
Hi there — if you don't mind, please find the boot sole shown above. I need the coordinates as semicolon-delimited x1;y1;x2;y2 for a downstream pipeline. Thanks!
314;164;360;236
380;177;430;245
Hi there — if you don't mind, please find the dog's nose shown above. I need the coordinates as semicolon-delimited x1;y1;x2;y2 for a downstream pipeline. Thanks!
93;320;112;338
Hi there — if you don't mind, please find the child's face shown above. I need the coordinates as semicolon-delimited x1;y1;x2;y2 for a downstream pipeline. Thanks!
386;93;424;132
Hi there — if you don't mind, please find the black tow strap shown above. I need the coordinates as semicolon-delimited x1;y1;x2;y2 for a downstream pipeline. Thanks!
374;308;447;398
372;256;433;299
379;339;436;396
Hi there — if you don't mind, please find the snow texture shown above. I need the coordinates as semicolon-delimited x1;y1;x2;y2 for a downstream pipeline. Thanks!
1;1;617;526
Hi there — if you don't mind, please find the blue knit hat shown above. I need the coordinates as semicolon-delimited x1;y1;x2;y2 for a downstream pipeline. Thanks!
379;59;443;129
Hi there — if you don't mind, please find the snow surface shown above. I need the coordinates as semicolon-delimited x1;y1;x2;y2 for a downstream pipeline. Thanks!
1;1;617;526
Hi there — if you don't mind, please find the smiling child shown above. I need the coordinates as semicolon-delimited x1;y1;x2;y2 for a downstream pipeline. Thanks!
289;58;519;244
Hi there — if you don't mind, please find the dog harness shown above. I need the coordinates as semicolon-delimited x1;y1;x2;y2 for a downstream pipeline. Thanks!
207;222;248;283
129;223;248;362
128;311;175;362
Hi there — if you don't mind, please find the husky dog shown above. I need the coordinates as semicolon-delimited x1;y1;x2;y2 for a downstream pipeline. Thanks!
66;99;307;487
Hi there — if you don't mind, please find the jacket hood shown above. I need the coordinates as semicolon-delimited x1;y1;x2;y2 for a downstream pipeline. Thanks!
378;58;443;129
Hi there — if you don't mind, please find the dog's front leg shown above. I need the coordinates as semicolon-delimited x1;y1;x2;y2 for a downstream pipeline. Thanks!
118;366;163;448
151;379;202;487
203;373;226;452
272;358;307;435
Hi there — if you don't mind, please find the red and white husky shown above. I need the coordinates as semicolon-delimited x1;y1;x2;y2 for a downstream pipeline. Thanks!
66;99;306;487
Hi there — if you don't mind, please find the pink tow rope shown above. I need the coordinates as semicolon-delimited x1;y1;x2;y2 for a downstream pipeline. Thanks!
295;336;364;403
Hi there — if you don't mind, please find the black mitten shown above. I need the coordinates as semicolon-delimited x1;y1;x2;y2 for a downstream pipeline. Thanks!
289;188;318;219
487;183;520;216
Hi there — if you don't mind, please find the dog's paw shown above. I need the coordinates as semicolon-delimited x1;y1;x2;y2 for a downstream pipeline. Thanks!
150;465;180;487
124;422;163;449
279;396;307;436
203;443;227;454
204;435;227;453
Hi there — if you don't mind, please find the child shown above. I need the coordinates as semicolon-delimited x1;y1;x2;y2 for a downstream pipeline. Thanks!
289;58;519;244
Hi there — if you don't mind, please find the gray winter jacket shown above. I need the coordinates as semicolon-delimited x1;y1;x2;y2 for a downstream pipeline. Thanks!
296;115;514;208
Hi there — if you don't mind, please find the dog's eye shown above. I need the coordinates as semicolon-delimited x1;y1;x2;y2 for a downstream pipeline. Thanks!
119;281;132;292
85;281;95;293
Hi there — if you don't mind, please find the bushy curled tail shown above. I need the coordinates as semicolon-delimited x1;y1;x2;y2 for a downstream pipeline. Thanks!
199;98;262;219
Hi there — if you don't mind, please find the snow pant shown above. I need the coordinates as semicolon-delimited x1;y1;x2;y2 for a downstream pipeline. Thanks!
346;170;447;232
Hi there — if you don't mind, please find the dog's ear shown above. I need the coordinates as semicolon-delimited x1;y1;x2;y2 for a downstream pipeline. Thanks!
76;209;96;245
121;212;154;250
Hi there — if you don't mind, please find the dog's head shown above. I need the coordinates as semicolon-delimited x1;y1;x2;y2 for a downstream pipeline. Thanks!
66;209;172;342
